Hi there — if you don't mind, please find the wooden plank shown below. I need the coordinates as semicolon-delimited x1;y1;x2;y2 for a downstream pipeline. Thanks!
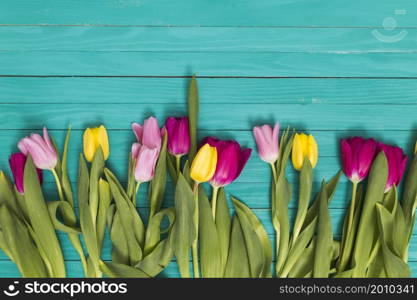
1;52;417;77
0;0;415;27
0;26;416;53
2;77;417;105
0;104;416;131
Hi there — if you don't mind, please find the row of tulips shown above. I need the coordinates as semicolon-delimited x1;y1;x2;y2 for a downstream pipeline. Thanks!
0;77;416;278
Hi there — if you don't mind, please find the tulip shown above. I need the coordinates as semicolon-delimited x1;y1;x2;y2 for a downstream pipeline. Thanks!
18;127;58;170
378;143;408;192
338;136;378;272
131;117;164;184
9;153;43;194
340;137;378;183
190;143;218;183
202;137;251;187
83;125;110;162
292;133;318;171
253;123;279;164
132;116;162;153
132;143;159;183
165;116;190;156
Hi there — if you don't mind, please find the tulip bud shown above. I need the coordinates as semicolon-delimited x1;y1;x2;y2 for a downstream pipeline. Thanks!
9;152;43;194
132;116;162;152
165;116;190;156
377;143;407;192
190;143;218;183
202;137;251;187
340;137;377;183
18;127;58;170
292;133;318;171
83;125;109;162
253;123;279;164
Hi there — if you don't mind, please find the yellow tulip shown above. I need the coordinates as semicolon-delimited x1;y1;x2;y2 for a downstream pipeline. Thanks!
190;143;218;183
83;125;110;162
292;133;318;171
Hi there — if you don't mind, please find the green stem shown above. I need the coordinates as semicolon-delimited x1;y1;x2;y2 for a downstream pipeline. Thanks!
51;168;65;202
192;182;200;278
338;181;358;272
211;186;219;221
270;163;278;182
134;181;141;207
175;155;182;175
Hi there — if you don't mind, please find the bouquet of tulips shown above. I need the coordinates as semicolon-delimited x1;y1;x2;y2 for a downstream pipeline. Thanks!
0;76;416;278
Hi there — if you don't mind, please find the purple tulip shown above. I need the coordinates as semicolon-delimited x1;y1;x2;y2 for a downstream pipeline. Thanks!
9;153;43;194
340;137;378;183
17;127;58;170
165;117;190;156
202;137;251;187
131;117;164;182
377;143;408;192
253;123;279;164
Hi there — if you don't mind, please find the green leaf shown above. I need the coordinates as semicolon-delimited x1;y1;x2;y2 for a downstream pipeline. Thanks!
24;156;66;277
376;203;411;277
61;126;74;206
78;154;101;275
402;153;417;222
232;197;272;278
224;216;251;278
148;132;168;218
109;210;130;264
97;179;111;250
352;152;388;277
136;238;174;277
288;237;316;278
215;188;231;273
199;187;223;277
0;205;48;277
292;158;313;244
313;182;333;278
48;201;81;234
187;75;199;162
89;147;105;226
0;171;24;220
167;153;178;183
105;168;143;264
100;261;150;278
144;207;175;255
170;173;195;278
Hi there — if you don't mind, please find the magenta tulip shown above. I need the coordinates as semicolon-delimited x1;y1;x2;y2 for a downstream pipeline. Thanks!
165;116;190;156
377;143;408;192
253;123;279;164
202;137;251;187
131;117;164;182
17;127;58;170
9;153;43;194
340;137;378;183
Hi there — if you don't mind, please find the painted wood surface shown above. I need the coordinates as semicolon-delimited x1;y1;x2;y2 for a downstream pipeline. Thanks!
0;0;416;277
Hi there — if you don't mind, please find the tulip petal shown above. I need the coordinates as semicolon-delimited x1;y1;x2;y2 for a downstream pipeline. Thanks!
307;135;318;168
142;117;162;150
132;122;143;143
134;146;159;182
97;125;110;160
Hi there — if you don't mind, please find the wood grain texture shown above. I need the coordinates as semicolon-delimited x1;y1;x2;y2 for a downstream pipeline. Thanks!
0;26;416;53
1;0;417;278
2;77;417;104
1;51;417;77
0;0;414;27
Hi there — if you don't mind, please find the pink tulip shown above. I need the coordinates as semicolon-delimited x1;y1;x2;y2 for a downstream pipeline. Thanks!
17;127;58;170
202;137;251;187
131;117;164;182
132;143;159;182
253;123;279;164
165;116;190;156
377;143;408;192
340;137;377;183
132;117;162;152
9;153;43;194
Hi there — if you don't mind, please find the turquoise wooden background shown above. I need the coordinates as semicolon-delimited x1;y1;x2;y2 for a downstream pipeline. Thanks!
0;0;417;277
